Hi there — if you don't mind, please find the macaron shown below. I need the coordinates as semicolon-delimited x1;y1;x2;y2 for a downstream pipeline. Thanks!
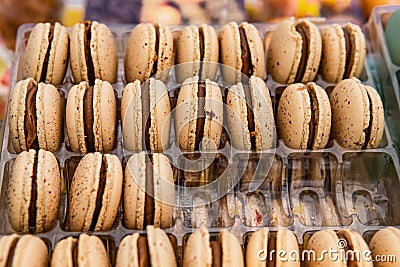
330;78;384;149
319;23;366;83
385;9;400;65
66;79;116;153
116;225;177;267
226;75;274;150
51;234;109;267
369;227;400;267
21;22;69;85
121;78;171;152
175;24;219;83
277;82;331;149
9;78;63;153
183;227;244;267
0;234;48;267
124;152;174;230
219;21;266;84
125;23;173;83
175;76;223;151
68;152;122;232
7;149;60;234
70;21;117;85
267;18;322;84
305;229;372;266
246;227;300;267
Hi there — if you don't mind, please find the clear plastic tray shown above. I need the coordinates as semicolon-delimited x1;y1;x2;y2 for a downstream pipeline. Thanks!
0;17;399;264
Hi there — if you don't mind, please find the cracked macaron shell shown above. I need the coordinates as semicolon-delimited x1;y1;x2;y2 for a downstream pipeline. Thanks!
319;23;366;83
21;22;69;85
125;23;173;83
277;82;331;149
7;149;60;233
175;24;219;83
0;234;48;267
175;76;223;151
68;152;122;232
9;78;63;153
226;75;274;150
70;21;117;84
66;79;116;153
121;78;171;152
219;22;266;84
330;78;384;149
123;152;174;230
267;18;321;84
51;234;109;267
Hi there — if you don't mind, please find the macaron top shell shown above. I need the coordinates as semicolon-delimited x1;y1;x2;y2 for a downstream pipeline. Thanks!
245;227;269;267
125;23;173;83
147;225;177;267
175;24;219;83
267;18;321;84
241;22;266;80
276;227;300;267
220;229;244;267
337;229;372;267
22;22;69;85
70;21;117;84
9;78;62;153
306;230;345;267
369;227;400;266
10;235;48;267
183;227;212;267
330;78;384;148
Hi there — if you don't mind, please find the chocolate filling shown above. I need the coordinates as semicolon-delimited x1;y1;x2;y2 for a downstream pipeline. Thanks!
239;27;253;77
137;236;150;267
144;155;155;226
306;87;317;149
28;156;38;233
243;85;256;150
40;26;55;82
210;241;222;267
5;238;18;267
194;84;206;150
198;27;205;79
141;83;151;150
89;156;108;231
83;22;95;85
151;25;160;77
343;28;355;79
267;235;277;267
362;91;374;149
24;85;39;150
294;24;310;83
72;240;79;267
83;86;95;152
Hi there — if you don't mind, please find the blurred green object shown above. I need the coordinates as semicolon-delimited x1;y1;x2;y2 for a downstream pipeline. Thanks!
385;8;400;65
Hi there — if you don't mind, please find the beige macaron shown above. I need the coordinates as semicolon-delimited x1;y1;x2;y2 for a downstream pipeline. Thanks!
306;229;372;267
319;23;366;83
277;82;331;149
330;78;384;149
70;21;117;84
0;234;48;267
116;225;177;267
219;21;266;84
175;24;219;83
68;152;122;232
226;75;274;150
267;18;322;84
21;22;69;85
183;227;244;267
51;234;109;267
66;79;116;153
124;152;174;230
125;23;173;83
9;78;63;153
369;227;400;267
246;227;300;267
7;149;60;234
175;76;223;151
121;78;171;152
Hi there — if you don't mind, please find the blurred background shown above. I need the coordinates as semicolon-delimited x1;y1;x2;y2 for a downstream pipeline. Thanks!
0;0;398;120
